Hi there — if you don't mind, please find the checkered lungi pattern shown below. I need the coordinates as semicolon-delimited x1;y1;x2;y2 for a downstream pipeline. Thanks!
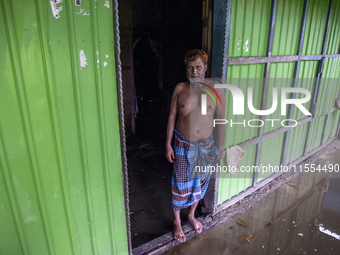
171;129;219;211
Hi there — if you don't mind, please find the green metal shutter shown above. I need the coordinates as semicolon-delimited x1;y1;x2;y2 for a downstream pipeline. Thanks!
0;0;128;254
211;0;340;208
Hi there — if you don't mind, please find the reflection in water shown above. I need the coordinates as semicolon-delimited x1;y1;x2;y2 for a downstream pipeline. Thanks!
319;225;340;241
164;166;340;254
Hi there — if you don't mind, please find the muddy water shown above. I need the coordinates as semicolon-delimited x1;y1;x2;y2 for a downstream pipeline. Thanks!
164;141;340;255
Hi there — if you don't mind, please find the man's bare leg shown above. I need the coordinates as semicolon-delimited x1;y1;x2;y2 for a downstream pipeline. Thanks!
173;210;186;242
188;201;203;233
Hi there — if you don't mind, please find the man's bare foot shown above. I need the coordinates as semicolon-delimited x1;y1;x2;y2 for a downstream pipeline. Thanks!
188;216;203;234
173;222;186;242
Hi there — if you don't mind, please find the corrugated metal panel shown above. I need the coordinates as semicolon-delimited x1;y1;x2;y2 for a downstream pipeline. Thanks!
324;111;338;142
285;122;309;165
324;59;340;113
218;0;273;204
265;64;295;134
301;0;330;55
307;116;326;152
225;75;264;146
263;77;293;135
332;58;340;78
325;0;340;54
329;111;340;139
269;62;295;78
216;0;340;209
228;0;271;58
225;0;271;142
219;0;272;204
218;145;255;205
315;58;334;116
257;133;284;182
271;0;304;56
293;61;319;121
0;1;128;255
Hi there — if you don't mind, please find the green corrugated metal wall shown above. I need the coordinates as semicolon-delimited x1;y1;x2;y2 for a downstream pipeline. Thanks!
0;0;128;254
217;0;340;205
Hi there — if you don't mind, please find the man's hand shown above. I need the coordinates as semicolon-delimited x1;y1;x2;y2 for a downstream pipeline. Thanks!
166;145;174;163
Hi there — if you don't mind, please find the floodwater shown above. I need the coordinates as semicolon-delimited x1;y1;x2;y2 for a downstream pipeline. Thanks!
163;140;340;255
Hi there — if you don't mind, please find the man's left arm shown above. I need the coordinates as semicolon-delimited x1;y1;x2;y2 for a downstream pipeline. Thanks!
215;87;226;160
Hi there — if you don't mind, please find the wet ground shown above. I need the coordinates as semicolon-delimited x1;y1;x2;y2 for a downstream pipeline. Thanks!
163;140;340;255
127;131;205;249
127;134;173;248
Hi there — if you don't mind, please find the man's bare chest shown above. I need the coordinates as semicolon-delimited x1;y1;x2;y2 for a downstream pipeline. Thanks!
177;88;216;114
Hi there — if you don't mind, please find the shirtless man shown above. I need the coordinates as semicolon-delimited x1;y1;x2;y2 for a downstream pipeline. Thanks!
166;49;225;242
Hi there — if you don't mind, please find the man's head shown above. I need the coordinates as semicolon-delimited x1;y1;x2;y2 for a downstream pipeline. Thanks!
184;49;208;84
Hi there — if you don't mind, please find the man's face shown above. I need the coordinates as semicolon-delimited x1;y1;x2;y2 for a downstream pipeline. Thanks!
186;57;207;84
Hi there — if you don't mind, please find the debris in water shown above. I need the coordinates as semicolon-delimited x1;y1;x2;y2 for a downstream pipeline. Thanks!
310;218;318;226
245;237;251;244
238;236;243;239
227;145;245;171
298;233;304;237
237;220;248;227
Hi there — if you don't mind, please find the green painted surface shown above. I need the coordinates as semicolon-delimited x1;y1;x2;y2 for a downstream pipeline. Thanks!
285;123;309;165
265;63;295;134
301;0;330;55
218;0;340;205
219;0;272;205
324;111;339;143
0;1;128;255
294;61;319;121
228;0;271;58
326;0;340;54
218;145;255;205
330;111;340;139
307;116;326;152
271;0;304;56
315;58;334;116
322;58;340;115
257;133;285;182
225;75;265;145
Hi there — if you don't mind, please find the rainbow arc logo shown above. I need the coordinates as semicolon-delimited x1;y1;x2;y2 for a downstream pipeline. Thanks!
196;82;223;106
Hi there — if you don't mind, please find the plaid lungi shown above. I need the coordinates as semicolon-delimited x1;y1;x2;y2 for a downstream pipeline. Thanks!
171;129;219;211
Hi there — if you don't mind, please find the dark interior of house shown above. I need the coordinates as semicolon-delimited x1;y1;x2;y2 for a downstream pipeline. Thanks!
124;0;203;248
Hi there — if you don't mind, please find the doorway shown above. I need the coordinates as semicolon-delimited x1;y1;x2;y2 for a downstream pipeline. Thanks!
119;0;204;249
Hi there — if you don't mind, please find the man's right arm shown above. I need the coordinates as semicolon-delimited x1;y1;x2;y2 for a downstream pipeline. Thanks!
165;83;182;163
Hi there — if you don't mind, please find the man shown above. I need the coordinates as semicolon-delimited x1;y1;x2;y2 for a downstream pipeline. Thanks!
166;49;225;242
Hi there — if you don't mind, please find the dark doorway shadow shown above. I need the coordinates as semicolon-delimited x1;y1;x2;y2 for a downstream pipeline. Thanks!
123;0;203;248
